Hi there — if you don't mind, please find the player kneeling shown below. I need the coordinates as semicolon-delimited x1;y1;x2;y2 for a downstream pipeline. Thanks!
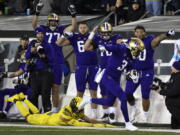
5;93;116;128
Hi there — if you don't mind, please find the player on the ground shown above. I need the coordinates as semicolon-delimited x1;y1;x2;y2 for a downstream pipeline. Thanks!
56;22;98;119
125;25;175;122
84;22;123;123
32;1;77;112
5;93;116;128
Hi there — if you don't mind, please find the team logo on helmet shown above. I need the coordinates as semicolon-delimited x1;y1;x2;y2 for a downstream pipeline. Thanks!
128;38;144;58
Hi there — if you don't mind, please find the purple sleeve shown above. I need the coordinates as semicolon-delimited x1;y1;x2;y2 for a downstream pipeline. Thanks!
104;43;127;52
59;25;68;34
148;34;155;50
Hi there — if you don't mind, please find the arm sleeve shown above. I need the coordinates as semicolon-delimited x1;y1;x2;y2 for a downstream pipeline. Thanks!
104;43;127;52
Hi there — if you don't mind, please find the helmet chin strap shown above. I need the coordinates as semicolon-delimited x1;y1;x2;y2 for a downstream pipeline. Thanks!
49;26;56;31
102;35;110;40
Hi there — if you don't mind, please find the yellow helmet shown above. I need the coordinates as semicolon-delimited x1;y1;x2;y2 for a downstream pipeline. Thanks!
47;13;59;21
69;97;83;112
99;22;113;40
128;37;144;58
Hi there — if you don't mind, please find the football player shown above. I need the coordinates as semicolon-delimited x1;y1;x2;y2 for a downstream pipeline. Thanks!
32;1;77;113
78;38;145;131
84;22;123;123
5;93;116;128
56;22;98;119
125;25;175;122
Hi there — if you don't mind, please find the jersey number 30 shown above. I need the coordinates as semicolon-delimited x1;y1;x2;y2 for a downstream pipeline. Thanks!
138;49;146;61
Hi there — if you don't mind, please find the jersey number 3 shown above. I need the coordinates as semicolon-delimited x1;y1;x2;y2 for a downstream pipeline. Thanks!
117;60;128;71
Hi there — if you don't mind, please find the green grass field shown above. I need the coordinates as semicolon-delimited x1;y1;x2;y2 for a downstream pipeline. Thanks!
0;126;179;135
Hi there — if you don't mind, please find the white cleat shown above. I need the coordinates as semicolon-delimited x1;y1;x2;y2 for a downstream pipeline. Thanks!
78;97;91;110
125;122;138;131
109;113;116;124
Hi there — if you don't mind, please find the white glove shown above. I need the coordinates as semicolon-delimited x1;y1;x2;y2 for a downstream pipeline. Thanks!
35;0;44;13
167;29;175;37
126;70;139;83
63;31;73;38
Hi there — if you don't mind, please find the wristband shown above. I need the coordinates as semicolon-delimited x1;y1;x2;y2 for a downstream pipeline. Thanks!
88;32;95;40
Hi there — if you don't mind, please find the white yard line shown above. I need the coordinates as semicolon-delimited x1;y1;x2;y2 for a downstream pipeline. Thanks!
0;123;180;133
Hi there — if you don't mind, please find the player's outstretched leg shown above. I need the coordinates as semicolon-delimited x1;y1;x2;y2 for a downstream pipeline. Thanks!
19;93;39;114
5;94;30;118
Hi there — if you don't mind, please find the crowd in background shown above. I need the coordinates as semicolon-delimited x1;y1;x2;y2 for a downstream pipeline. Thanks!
0;0;180;24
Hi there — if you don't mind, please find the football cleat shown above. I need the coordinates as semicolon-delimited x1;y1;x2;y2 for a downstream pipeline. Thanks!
125;122;138;131
19;93;26;100
100;113;109;122
5;94;19;102
109;113;116;124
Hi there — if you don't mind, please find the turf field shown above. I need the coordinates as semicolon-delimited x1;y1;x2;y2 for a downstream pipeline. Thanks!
0;125;180;135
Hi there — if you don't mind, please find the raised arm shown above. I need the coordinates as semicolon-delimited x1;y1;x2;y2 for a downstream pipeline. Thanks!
151;29;175;49
84;26;98;51
32;1;44;29
64;4;78;32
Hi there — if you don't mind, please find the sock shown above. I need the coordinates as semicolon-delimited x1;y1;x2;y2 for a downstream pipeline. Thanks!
130;104;137;110
24;99;39;114
109;107;116;114
103;108;109;114
51;107;59;113
15;101;30;117
143;111;149;119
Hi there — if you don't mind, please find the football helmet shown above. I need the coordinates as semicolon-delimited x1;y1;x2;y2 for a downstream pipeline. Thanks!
70;97;83;112
47;13;59;30
47;13;59;21
99;22;113;40
128;37;144;58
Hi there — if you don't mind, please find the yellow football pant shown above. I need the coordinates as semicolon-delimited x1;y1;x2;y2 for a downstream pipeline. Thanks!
15;99;39;117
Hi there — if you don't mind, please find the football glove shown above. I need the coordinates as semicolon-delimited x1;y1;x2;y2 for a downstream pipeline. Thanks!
35;0;44;15
126;70;139;83
63;31;74;38
166;29;175;37
68;4;77;17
